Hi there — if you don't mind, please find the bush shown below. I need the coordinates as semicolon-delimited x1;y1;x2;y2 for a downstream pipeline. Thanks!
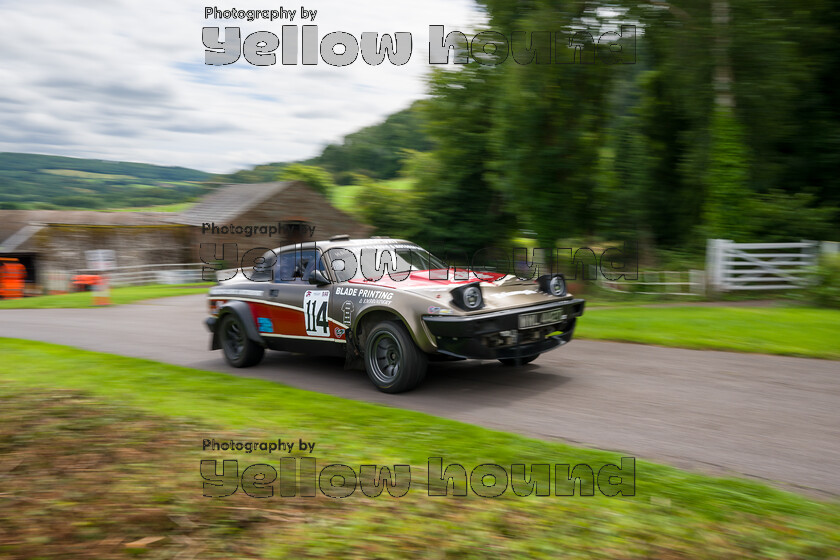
355;174;420;239
803;254;840;308
277;164;336;196
748;190;837;242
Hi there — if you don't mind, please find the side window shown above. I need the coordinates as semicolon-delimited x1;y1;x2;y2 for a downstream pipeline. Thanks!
274;250;320;283
299;251;320;283
275;252;295;283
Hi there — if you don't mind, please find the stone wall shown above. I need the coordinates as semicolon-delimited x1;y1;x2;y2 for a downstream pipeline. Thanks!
34;225;193;272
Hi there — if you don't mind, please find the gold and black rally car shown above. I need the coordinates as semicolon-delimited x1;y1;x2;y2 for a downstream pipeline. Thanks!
205;236;585;393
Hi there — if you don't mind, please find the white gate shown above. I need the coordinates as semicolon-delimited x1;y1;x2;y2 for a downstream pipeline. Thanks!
706;239;819;291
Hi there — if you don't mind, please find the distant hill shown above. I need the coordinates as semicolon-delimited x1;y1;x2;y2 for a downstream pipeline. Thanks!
0;153;211;210
1;102;432;210
217;101;433;185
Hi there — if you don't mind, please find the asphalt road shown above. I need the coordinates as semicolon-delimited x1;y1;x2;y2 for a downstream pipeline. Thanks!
1;294;838;497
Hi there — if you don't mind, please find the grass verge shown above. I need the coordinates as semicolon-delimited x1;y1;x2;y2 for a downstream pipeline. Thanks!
0;283;212;309
576;306;840;359
329;178;413;216
0;338;838;558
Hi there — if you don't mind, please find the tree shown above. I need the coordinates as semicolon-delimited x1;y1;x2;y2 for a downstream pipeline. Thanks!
412;63;516;254
703;107;751;240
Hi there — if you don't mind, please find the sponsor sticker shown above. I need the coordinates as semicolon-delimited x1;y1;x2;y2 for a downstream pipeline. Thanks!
341;300;355;324
257;317;274;333
335;286;394;305
334;327;346;338
427;306;453;315
209;287;264;297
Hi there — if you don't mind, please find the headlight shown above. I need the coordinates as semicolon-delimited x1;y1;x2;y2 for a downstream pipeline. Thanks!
451;282;484;311
538;274;567;297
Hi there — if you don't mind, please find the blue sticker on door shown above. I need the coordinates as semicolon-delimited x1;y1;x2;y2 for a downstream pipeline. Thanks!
257;317;274;333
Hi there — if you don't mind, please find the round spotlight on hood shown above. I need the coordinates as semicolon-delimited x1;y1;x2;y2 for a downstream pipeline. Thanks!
452;282;484;311
538;274;567;297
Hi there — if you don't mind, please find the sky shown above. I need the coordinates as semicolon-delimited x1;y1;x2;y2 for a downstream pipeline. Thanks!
0;0;484;173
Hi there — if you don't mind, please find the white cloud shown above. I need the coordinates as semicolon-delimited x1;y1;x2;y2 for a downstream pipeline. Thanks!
0;0;485;172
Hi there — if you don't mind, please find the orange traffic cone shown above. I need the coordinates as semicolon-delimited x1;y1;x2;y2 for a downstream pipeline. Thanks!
93;275;111;306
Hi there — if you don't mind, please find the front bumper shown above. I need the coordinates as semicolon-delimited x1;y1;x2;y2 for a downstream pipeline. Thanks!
422;298;585;360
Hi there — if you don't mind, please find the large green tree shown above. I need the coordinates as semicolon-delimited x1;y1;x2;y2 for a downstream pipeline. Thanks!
411;62;516;255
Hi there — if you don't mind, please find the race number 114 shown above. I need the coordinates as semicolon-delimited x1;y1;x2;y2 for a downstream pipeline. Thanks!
304;290;330;337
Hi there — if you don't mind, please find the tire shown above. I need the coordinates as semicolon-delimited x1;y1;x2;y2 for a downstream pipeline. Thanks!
219;313;265;368
364;321;427;393
498;354;540;367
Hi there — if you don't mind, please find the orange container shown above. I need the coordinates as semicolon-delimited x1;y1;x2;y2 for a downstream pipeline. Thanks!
0;258;25;300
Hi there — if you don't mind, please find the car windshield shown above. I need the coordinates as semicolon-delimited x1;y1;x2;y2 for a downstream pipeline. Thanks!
392;247;448;271
326;244;448;282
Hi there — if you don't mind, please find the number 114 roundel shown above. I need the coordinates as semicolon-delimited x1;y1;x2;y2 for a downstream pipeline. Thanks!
304;289;331;337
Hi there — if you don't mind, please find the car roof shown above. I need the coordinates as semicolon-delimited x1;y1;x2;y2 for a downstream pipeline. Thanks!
269;238;418;254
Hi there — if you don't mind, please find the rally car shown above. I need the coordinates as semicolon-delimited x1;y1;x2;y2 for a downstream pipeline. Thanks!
205;236;585;393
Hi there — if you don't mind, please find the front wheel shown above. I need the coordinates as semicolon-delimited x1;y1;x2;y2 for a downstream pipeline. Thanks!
364;321;427;393
219;313;265;368
498;354;540;367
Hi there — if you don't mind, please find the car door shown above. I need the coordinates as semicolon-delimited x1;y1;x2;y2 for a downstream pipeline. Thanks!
257;248;341;349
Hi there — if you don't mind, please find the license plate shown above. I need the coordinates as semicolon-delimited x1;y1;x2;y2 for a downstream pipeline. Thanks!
518;308;568;330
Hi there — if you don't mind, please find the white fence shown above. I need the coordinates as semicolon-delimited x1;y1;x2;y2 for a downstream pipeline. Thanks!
706;239;819;291
599;270;705;296
72;262;208;288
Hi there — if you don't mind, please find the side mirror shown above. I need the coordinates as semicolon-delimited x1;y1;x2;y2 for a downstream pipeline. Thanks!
309;270;331;286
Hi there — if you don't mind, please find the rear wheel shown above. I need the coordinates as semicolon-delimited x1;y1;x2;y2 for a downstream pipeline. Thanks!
219;313;265;368
498;354;540;367
364;321;427;393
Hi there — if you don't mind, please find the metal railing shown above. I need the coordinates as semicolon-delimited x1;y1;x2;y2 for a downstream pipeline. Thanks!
599;270;705;296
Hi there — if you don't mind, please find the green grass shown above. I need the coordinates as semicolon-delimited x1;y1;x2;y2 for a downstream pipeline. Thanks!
40;168;137;180
577;306;840;359
0;282;212;309
576;285;709;307
1;338;838;558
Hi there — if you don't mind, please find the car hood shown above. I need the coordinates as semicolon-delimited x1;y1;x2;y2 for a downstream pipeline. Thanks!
349;270;570;312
